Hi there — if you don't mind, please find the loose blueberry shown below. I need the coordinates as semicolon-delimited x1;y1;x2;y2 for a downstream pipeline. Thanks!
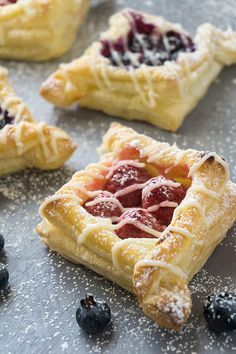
204;292;236;332
76;295;111;335
0;234;5;250
0;263;9;290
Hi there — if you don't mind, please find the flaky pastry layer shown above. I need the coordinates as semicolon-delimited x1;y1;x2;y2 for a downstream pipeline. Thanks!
0;0;89;61
37;123;236;330
0;66;76;176
40;8;236;131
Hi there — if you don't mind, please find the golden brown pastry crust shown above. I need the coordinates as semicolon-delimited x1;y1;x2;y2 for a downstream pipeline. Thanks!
40;8;236;131
0;66;76;176
36;122;236;330
0;0;89;61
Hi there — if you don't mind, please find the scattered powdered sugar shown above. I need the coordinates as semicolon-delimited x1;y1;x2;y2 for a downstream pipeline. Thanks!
0;0;236;353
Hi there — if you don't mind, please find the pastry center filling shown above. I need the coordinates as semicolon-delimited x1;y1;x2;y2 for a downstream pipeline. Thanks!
100;11;195;68
0;0;18;6
84;159;191;239
0;107;15;129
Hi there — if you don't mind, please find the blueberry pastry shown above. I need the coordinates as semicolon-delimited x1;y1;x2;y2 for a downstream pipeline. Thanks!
0;67;76;176
36;122;236;330
40;8;236;131
0;0;89;61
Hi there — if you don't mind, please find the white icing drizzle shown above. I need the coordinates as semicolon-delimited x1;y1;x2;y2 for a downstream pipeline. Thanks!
129;67;154;107
112;239;134;281
114;182;146;198
93;9;158;108
14;102;26;123
0;125;8;144
190;185;219;199
35;122;52;162
188;152;230;183
147;201;178;213
167;226;193;239
88;57;107;91
108;41;125;68
164;149;188;174
141;64;157;107
48;131;67;157
39;194;81;218
106;160;145;179
85;197;125;212
1;95;28;124
100;60;112;88
165;61;185;97
135;259;187;280
63;182;102;198
129;139;140;148
141;144;173;164
175;198;207;223
14;123;25;155
77;221;114;244
139;142;158;158
142;179;181;199
113;218;161;238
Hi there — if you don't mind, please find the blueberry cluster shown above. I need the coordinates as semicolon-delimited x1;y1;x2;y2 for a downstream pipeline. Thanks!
101;12;195;68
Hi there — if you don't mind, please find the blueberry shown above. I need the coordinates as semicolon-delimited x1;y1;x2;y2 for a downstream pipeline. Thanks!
76;295;111;335
0;234;5;250
204;292;236;332
100;11;195;69
0;107;14;130
0;263;9;290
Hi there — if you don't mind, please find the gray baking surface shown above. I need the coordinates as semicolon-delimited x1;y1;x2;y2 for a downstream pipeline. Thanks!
0;0;236;353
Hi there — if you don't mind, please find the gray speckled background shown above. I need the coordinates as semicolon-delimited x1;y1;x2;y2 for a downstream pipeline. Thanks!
0;0;236;353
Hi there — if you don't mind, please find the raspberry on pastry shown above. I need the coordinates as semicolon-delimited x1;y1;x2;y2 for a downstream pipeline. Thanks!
0;0;17;5
106;160;151;208
142;176;187;226
115;208;163;239
84;191;123;221
37;123;236;331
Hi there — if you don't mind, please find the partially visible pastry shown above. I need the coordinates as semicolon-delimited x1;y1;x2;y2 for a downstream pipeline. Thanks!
0;0;89;61
0;66;76;176
40;8;236;131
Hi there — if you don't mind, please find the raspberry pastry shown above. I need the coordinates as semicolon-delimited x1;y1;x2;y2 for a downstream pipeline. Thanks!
0;66;76;176
0;0;89;61
40;8;236;131
36;122;236;330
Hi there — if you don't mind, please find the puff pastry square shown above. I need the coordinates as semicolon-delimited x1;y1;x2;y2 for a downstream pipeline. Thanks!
0;66;76;176
36;122;236;330
0;0;89;61
40;8;236;131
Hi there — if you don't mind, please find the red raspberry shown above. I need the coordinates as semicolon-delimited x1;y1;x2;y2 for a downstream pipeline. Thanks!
142;176;186;226
106;161;151;208
84;191;123;220
115;208;163;239
0;0;17;5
